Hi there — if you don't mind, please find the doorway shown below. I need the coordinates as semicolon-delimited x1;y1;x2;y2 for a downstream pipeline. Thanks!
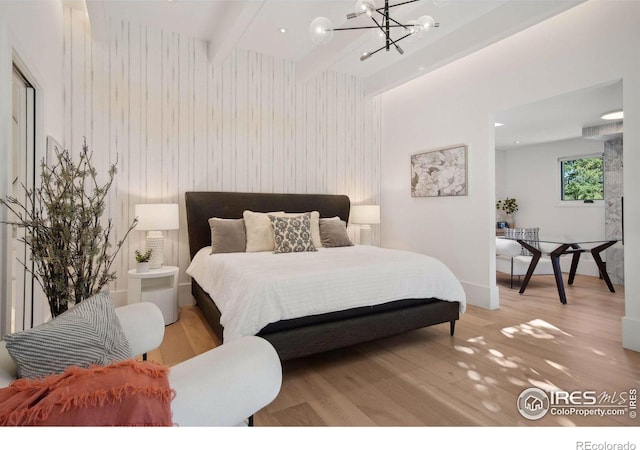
494;80;624;290
9;65;36;332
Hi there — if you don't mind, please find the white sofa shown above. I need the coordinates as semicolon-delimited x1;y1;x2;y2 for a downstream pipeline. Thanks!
0;302;282;426
496;237;554;288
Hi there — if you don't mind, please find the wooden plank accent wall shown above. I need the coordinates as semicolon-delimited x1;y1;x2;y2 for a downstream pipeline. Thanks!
62;10;382;302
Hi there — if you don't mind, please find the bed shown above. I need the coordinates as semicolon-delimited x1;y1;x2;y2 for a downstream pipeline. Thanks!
185;191;465;361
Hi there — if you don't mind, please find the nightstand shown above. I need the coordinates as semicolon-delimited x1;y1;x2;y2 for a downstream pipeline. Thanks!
127;266;179;325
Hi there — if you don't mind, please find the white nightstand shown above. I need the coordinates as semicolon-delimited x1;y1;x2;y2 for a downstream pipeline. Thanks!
127;266;179;326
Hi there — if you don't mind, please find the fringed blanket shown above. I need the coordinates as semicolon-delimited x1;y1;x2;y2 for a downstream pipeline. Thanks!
0;359;175;426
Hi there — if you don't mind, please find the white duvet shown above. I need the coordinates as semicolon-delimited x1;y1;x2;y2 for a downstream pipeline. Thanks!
186;245;466;342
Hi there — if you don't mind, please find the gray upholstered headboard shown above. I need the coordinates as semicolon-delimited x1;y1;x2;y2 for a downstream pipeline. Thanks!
185;192;351;259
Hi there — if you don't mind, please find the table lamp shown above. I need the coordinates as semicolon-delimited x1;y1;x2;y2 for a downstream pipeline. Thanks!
135;203;179;269
350;205;380;246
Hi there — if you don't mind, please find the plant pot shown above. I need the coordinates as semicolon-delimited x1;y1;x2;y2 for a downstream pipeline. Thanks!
136;262;149;273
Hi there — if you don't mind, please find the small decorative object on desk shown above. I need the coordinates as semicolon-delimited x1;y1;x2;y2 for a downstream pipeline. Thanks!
496;197;518;228
135;249;152;273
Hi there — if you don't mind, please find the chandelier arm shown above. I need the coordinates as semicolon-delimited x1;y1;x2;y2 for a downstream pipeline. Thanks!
386;15;411;31
386;31;414;46
363;44;388;59
370;15;398;53
363;30;414;61
374;0;421;13
331;25;412;31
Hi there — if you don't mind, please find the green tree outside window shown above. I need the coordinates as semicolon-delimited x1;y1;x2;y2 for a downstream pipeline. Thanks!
561;156;604;201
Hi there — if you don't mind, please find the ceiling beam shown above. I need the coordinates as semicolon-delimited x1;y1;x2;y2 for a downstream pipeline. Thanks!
206;0;266;65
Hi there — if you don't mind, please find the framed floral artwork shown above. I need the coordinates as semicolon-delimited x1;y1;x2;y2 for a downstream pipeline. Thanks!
410;144;468;197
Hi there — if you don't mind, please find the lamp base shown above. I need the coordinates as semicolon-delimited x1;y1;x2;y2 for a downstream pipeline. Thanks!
146;231;165;269
359;225;373;246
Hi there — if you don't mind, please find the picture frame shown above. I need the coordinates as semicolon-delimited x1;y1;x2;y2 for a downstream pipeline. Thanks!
410;144;468;197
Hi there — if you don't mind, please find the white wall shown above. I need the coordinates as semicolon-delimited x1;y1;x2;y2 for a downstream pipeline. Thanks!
381;0;640;351
496;138;606;277
63;10;382;306
0;0;64;331
0;0;64;138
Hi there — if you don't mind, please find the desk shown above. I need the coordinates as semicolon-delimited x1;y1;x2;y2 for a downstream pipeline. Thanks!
514;239;617;305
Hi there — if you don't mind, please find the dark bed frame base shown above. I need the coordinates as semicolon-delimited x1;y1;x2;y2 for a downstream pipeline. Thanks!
185;191;460;361
192;280;459;361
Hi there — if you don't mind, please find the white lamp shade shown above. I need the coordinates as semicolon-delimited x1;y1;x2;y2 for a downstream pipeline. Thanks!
135;204;179;231
350;205;380;225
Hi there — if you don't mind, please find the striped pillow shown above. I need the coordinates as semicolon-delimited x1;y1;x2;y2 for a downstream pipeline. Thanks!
504;227;540;256
3;291;132;379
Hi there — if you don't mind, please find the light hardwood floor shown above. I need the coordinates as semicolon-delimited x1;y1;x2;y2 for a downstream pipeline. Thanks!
150;273;640;426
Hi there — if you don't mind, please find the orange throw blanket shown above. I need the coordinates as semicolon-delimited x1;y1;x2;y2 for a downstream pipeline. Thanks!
0;360;175;426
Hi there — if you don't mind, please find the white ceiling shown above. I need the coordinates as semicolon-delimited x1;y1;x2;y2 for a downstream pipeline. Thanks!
86;0;584;95
494;80;623;151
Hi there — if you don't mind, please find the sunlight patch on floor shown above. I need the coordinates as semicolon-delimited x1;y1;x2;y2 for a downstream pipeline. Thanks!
454;345;475;354
500;318;572;339
545;359;573;378
527;378;560;391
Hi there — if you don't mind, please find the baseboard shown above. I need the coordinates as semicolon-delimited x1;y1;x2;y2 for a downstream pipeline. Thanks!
460;280;498;310
622;316;640;352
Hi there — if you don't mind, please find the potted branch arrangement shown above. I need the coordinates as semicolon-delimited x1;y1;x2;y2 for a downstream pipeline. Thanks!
0;139;137;318
135;249;152;273
496;197;518;228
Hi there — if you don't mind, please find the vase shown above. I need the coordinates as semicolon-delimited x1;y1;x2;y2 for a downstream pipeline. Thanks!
506;214;515;229
137;262;149;273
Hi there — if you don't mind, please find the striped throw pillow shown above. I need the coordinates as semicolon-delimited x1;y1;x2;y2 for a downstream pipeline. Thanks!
3;291;132;379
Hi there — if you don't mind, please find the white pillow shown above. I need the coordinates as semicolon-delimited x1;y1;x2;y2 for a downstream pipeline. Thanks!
243;210;285;252
283;211;321;248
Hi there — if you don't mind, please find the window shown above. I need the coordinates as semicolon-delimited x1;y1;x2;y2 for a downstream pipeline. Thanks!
560;155;604;201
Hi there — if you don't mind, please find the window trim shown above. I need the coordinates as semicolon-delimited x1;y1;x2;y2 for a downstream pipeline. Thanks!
557;153;605;206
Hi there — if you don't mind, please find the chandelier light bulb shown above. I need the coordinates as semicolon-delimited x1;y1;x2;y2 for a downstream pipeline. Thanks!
417;15;435;31
355;0;376;18
309;17;334;44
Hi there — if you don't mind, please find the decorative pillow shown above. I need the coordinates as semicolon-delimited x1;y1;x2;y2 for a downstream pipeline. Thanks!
243;210;285;252
504;227;540;256
319;218;354;248
208;217;246;254
269;213;317;254
283;211;321;248
3;291;132;379
0;360;174;426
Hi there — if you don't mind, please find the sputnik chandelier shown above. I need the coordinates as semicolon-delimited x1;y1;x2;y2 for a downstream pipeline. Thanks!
309;0;439;61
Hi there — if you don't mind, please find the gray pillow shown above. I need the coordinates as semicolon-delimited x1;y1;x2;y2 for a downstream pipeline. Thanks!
319;218;354;248
3;291;132;379
209;218;246;254
269;213;317;253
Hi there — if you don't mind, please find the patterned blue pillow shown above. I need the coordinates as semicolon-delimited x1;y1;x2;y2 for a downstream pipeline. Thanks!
268;213;318;254
4;291;132;379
